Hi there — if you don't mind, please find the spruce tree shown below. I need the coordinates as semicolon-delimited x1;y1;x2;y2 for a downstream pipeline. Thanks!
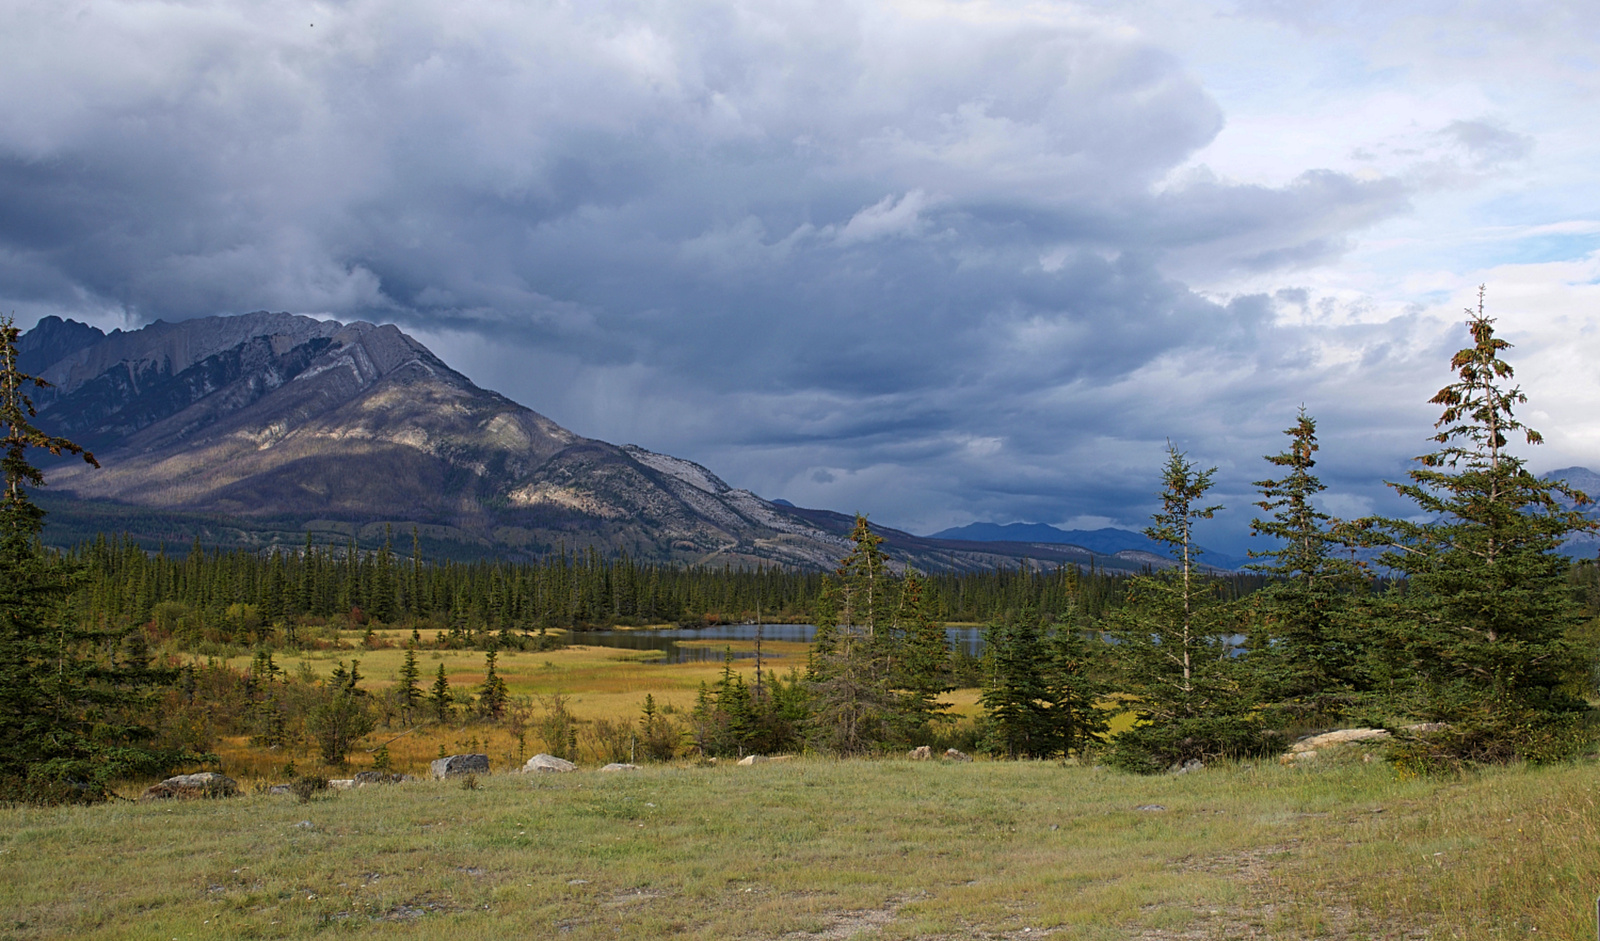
1246;409;1366;724
805;516;898;755
1106;446;1271;773
980;608;1107;759
1357;290;1595;765
476;648;509;720
397;643;422;724
0;316;179;801
430;663;454;722
890;571;951;743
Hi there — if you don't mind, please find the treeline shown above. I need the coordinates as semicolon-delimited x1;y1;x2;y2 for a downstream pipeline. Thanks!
55;532;1269;653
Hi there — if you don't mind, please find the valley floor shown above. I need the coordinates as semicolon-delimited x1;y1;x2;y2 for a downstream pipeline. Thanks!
1;755;1591;940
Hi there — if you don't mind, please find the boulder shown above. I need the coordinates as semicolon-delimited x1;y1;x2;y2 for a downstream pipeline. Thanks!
600;763;641;772
943;748;972;762
736;755;767;766
1403;722;1449;734
431;754;490;779
139;772;239;801
1290;728;1391;753
353;771;410;786
522;753;577;773
267;784;293;796
1169;759;1204;775
328;778;356;791
909;746;932;760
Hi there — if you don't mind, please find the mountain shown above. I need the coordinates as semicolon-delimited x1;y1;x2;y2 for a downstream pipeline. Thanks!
23;311;1164;573
1545;467;1600;558
929;521;1248;571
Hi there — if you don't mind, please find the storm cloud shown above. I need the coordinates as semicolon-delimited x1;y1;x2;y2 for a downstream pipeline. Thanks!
6;0;1592;553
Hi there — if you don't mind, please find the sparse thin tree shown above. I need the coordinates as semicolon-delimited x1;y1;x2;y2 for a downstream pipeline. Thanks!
1106;446;1272;773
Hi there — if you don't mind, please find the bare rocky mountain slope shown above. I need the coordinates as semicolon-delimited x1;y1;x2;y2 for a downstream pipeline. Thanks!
25;312;1154;571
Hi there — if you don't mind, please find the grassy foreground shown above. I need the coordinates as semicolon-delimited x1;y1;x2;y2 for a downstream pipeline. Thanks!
2;755;1594;940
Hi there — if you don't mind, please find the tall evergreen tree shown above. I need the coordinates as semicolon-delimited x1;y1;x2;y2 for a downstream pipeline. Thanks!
889;571;951;743
1106;446;1271;773
806;516;898;755
0;317;180;801
1357;290;1596;765
1246;409;1367;723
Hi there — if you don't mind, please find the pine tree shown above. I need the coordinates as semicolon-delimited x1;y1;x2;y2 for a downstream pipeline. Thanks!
0;316;180;801
980;608;1108;759
890;571;950;743
1357;289;1596;766
805;516;898;755
1246;409;1367;723
476;648;509;720
430;663;454;722
1106;446;1271;773
397;643;422;724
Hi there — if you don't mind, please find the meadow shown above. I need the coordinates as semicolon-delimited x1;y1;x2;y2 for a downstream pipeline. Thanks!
0;625;1593;940
2;752;1595;940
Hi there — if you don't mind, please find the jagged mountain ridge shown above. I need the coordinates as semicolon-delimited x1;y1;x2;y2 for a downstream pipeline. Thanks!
25;312;1164;572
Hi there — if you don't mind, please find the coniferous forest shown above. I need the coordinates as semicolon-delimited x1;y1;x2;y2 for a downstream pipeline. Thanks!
5;293;1600;802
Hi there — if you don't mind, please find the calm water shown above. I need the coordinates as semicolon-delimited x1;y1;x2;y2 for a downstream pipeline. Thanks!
565;623;988;663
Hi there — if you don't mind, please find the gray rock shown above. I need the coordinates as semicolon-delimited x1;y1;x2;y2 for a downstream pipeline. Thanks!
600;763;640;772
522;753;577;773
1169;759;1204;775
909;745;932;760
267;784;293;795
139;772;239;801
736;755;767;766
943;748;972;762
431;754;490;779
353;771;410;786
1135;804;1167;812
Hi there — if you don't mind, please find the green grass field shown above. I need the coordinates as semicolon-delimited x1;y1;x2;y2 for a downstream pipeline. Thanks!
2;753;1596;939
5;627;1595;939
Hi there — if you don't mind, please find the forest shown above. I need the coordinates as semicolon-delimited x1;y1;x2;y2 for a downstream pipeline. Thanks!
4;293;1600;802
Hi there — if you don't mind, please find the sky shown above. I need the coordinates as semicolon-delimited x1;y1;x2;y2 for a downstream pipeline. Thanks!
4;0;1600;555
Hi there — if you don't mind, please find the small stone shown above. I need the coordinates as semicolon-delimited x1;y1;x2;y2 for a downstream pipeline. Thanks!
909;745;932;760
1169;758;1203;775
522;753;577;773
943;748;972;762
1135;804;1166;812
736;755;767;766
600;763;640;772
432;754;490;779
328;778;356;790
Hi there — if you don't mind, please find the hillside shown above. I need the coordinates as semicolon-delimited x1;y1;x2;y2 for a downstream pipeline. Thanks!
929;521;1248;571
23;312;1157;572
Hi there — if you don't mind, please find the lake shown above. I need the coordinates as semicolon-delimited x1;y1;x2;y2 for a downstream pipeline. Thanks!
564;623;988;663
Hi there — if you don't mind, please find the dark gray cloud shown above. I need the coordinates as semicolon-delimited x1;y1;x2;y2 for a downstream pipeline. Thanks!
0;1;1450;553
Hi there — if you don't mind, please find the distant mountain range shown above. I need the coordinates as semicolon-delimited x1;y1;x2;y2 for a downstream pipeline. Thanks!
928;522;1251;571
20;312;1180;573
